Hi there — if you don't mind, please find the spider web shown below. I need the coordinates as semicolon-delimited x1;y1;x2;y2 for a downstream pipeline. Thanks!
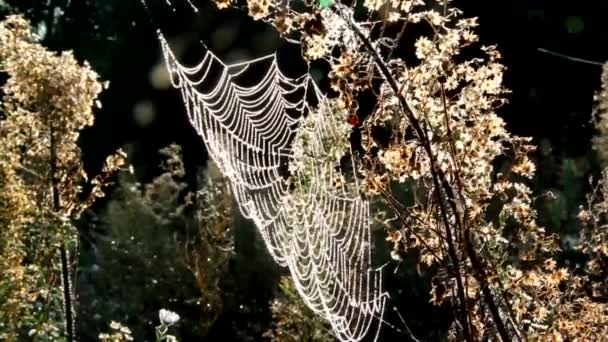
159;34;387;341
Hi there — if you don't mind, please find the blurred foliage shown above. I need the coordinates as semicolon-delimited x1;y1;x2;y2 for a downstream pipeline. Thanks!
76;143;312;341
181;159;234;334
77;145;204;341
263;277;335;342
564;16;584;35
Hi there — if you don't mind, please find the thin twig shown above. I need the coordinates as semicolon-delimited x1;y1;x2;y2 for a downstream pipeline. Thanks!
339;10;475;340
49;118;74;342
394;306;422;342
340;7;513;341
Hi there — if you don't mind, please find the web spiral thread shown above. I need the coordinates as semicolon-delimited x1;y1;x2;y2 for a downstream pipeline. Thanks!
159;34;387;342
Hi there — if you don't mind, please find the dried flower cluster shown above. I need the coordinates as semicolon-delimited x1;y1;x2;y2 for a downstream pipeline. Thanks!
0;15;123;341
566;169;608;339
218;0;608;340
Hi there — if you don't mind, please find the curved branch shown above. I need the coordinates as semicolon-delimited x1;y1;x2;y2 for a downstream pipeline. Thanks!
340;8;511;341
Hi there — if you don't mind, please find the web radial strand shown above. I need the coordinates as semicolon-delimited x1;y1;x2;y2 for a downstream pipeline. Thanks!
159;34;387;342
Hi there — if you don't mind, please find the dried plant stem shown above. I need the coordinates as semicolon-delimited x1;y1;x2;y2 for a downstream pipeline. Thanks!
59;245;73;342
344;12;511;342
49;121;74;342
342;15;472;340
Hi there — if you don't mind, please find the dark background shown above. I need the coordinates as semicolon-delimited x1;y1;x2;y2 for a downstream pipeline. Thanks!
2;0;608;340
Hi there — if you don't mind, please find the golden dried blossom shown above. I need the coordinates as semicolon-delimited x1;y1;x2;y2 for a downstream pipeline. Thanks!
273;14;293;34
214;0;232;9
247;0;271;21
303;34;330;61
547;268;569;286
